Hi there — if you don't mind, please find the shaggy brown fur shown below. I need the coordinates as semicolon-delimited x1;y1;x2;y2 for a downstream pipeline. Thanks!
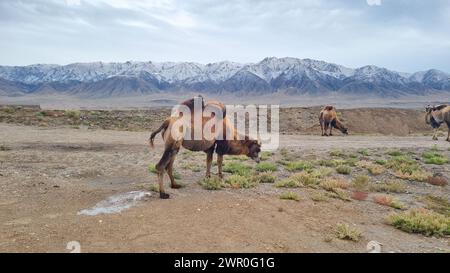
319;105;348;136
425;104;450;141
149;99;260;199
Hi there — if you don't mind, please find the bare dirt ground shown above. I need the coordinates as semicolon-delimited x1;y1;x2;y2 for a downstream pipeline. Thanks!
1;123;449;253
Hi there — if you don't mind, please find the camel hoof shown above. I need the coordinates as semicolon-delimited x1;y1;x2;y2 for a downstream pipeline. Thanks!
171;184;182;189
159;192;170;199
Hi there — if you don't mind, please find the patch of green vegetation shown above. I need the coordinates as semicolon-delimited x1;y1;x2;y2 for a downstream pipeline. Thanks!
260;151;274;161
386;155;430;182
334;223;362;242
388;209;450;237
65;110;81;119
326;189;352;202
227;155;248;162
370;180;407;193
330;149;346;157
375;159;387;165
279;191;300;201
252;172;276;184
310;167;334;179
275;178;301;188
422;150;448;165
36;111;49;117
336;165;351;175
199;176;224;190
148;164;158;174
290;172;321;188
422;195;450;217
284;160;314;172
357;149;370;156
223;162;252;176
255;162;278;172
225;174;258;189
352;175;370;191
386;150;403;156
320;178;350;191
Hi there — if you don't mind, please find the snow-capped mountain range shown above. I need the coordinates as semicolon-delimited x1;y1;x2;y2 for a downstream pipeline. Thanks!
0;57;449;97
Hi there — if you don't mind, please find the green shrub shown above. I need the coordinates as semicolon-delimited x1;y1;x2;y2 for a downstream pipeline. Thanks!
388;209;450;237
255;162;278;172
422;151;448;165
199;176;224;190
225;174;258;189
252;172;276;184
334;223;362;242
223;162;252;176
280;192;300;201
370;180;407;193
352;175;370;191
284;161;313;172
336;165;351;175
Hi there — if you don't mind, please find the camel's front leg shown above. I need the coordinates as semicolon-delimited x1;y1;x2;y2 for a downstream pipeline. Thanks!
328;122;333;136
217;154;224;179
320;121;324;136
155;149;172;199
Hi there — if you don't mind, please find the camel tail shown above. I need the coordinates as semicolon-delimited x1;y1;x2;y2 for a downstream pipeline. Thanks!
149;119;170;148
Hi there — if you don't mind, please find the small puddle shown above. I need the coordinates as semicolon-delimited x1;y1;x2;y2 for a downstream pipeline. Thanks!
78;191;151;216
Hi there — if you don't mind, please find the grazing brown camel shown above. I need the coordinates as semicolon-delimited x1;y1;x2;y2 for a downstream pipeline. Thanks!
149;98;261;199
319;106;348;136
425;104;450;141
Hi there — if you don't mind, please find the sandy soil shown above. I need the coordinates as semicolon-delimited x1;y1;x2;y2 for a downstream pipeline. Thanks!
0;123;449;253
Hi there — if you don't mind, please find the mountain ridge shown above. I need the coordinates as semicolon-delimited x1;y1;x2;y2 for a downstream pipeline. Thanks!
1;57;449;98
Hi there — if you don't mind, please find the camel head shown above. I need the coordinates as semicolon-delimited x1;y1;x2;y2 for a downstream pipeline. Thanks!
340;127;349;135
244;138;262;163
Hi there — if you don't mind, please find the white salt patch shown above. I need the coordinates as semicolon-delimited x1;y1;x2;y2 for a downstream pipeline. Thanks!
78;191;151;216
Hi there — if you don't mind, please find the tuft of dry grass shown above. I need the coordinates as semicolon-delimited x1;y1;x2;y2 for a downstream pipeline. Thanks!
388;209;450;237
199;176;225;190
279;191;300;201
351;191;368;201
352;175;370;191
334;223;362;242
370;180;407;193
426;174;448;187
284;160;314;172
252;172;277;184
336;165;351;175
225;174;258;189
320;178;350;191
422;195;450;217
373;195;406;210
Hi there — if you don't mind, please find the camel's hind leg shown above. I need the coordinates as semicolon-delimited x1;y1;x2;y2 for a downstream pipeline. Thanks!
155;148;174;199
166;149;182;189
205;147;214;178
323;123;329;136
328;121;333;136
446;122;450;142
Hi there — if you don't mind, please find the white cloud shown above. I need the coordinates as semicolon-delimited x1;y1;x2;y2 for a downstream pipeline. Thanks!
65;0;81;6
367;0;382;6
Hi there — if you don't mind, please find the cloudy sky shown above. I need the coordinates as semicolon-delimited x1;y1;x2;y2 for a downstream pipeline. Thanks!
0;0;449;72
